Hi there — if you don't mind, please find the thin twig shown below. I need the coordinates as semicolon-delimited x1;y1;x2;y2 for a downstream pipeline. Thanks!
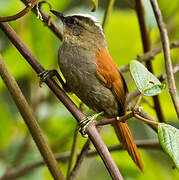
150;0;179;119
102;0;115;32
138;110;158;133
135;0;165;122
0;54;65;180
68;139;91;180
0;0;39;22
66;127;79;179
119;40;179;73
128;102;158;133
134;113;159;126
1;140;161;180
133;92;144;111
95;113;134;126
0;20;123;180
96;92;158;128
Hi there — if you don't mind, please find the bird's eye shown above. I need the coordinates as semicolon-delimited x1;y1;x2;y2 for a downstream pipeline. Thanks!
67;17;77;25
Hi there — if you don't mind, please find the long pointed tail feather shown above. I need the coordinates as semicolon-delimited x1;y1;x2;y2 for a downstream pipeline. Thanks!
113;121;144;171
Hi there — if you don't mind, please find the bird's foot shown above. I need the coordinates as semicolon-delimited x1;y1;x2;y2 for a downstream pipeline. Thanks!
38;70;55;87
78;112;103;137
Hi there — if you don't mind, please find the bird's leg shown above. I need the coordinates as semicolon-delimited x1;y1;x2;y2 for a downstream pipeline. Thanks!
78;112;103;137
38;69;71;92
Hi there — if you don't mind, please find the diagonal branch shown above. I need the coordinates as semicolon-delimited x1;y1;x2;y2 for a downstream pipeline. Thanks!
150;0;179;119
0;0;39;22
0;54;65;180
20;0;63;40
0;20;123;180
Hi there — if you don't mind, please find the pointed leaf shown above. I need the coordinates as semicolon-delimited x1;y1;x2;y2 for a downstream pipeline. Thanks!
158;123;179;169
130;60;164;96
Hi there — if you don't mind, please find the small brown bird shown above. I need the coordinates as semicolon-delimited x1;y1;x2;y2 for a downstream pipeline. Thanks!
49;10;143;171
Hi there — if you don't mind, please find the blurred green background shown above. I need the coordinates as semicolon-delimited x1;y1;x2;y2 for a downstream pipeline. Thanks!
0;0;179;179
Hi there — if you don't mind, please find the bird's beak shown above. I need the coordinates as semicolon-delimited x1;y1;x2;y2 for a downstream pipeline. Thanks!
50;10;66;23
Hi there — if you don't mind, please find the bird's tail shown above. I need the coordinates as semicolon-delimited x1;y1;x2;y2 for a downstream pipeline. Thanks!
112;121;144;171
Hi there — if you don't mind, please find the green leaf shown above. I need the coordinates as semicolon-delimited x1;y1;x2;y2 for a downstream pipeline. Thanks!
91;0;98;12
130;60;164;96
158;123;179;169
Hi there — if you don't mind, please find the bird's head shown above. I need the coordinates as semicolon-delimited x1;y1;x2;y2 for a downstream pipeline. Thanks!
50;10;106;50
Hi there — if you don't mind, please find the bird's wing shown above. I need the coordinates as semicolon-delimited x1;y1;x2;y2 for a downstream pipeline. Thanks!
95;47;126;113
95;47;144;171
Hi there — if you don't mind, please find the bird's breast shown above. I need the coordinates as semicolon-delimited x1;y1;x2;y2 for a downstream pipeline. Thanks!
58;43;119;117
58;44;97;89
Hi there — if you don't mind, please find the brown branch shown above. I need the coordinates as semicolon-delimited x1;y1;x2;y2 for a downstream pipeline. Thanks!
134;114;159;126
96;92;158;131
150;0;179;119
0;0;39;22
138;110;158;133
96;103;158;131
119;40;179;73
135;0;151;53
68;139;91;180
0;20;123;180
128;102;158;133
0;54;65;180
135;0;165;122
20;0;63;40
95;113;134;126
1;140;160;180
133;92;144;111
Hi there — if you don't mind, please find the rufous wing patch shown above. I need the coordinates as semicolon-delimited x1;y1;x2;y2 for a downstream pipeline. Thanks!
95;47;126;106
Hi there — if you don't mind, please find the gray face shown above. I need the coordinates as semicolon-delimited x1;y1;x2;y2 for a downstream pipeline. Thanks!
51;10;106;50
50;10;102;36
62;16;84;36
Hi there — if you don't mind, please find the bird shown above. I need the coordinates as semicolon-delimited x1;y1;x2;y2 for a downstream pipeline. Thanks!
44;10;143;171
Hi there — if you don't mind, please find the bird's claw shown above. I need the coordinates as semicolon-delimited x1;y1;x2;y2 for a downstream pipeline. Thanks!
38;70;53;87
78;112;103;137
